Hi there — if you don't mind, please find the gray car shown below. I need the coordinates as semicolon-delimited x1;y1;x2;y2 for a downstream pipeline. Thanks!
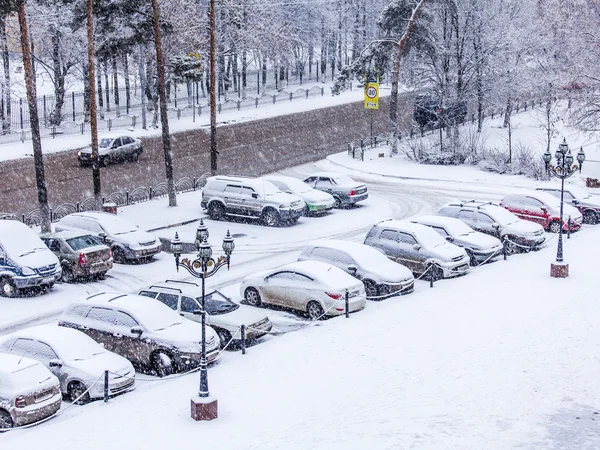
537;184;600;224
411;215;503;266
303;172;368;208
78;135;143;167
40;231;113;282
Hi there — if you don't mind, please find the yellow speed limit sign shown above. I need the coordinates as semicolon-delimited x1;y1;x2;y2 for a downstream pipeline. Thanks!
364;82;379;110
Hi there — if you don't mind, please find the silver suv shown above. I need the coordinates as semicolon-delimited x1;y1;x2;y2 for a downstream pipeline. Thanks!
201;176;306;226
437;200;545;253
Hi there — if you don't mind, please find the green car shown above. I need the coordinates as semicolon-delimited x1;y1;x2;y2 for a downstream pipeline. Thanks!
262;175;336;215
303;172;368;208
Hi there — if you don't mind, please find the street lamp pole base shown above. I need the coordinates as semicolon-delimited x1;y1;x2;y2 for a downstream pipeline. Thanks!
550;262;569;278
191;396;218;421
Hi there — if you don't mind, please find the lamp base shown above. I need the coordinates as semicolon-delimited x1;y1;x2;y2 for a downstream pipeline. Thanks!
191;395;218;421
550;262;569;278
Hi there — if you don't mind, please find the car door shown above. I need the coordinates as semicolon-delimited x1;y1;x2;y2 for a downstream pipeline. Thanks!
180;295;202;322
397;232;424;272
241;186;261;216
83;307;119;351
271;271;315;311
522;197;548;227
476;213;500;237
112;310;151;364
223;184;244;213
111;138;123;159
458;210;481;233
373;229;405;265
260;271;305;307
315;177;335;195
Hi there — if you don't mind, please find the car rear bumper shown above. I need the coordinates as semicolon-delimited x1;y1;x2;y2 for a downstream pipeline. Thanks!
73;260;113;277
12;394;61;427
327;295;367;316
346;193;368;205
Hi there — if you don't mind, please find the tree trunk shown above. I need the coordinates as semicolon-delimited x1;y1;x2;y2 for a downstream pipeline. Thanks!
209;0;217;174
104;65;110;112
49;27;65;126
503;96;512;128
97;59;104;119
0;16;9;133
112;56;120;116
17;0;50;232
151;0;177;206
86;0;101;208
123;52;130;114
138;44;147;129
82;62;90;123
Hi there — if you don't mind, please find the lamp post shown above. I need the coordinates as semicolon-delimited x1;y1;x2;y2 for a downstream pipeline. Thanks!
171;219;235;421
543;138;585;278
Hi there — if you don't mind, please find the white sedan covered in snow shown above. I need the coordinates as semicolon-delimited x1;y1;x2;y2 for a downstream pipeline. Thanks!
240;261;366;320
0;325;135;404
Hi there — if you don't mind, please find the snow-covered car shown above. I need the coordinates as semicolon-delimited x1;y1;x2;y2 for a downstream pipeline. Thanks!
0;325;135;404
0;353;62;429
54;211;161;263
500;191;582;233
77;135;143;166
297;239;414;299
303;172;368;208
58;293;220;377
536;184;600;224
0;219;61;297
40;231;113;282
138;280;273;348
262;175;335;215
411;215;504;266
240;260;366;320
364;219;471;280
437;201;546;253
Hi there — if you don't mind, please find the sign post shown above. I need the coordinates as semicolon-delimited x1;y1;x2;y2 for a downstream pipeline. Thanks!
364;70;379;146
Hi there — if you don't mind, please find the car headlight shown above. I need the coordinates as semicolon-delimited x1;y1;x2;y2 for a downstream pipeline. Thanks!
21;266;36;276
78;151;82;156
278;204;288;209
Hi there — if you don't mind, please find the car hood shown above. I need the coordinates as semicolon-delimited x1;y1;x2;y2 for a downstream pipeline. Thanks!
265;192;303;205
559;203;582;221
115;231;159;247
150;320;218;348
457;232;502;249
67;351;132;378
300;190;334;205
366;262;413;283
211;305;269;327
578;196;600;208
80;145;111;156
502;220;544;235
432;242;467;259
11;248;59;270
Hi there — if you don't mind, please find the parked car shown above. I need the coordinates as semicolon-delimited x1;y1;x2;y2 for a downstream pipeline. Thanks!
297;239;414;299
54;211;161;263
0;325;135;404
78;135;143;166
437;201;546;253
537;184;600;224
262;175;335;215
40;231;113;283
500;191;582;233
59;293;220;377
303;172;368;208
138;280;273;348
411;215;504;266
0;220;61;298
0;353;62;429
201;175;306;226
240;261;366;320
364;219;470;280
413;95;467;128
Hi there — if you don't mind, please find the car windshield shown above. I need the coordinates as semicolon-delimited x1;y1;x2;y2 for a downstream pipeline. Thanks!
442;219;474;236
277;178;311;194
66;235;103;251
413;225;447;247
200;291;239;315
489;207;519;225
99;138;113;148
332;175;357;186
568;186;592;200
261;181;283;196
102;217;138;235
2;231;47;258
133;301;183;331
52;334;106;361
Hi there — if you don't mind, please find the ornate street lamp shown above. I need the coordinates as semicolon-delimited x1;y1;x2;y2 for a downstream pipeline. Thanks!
171;221;235;421
543;138;585;278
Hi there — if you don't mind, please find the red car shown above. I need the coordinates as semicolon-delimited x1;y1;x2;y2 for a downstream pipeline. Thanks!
500;191;583;233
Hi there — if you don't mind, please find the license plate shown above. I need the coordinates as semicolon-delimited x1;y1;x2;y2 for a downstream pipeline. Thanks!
42;276;54;283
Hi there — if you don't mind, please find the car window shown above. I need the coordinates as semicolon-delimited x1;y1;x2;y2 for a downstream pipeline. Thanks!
181;296;200;313
458;210;477;222
86;307;115;324
156;293;179;310
438;206;459;218
397;232;417;245
479;214;495;225
268;180;286;191
66;235;103;251
268;271;313;282
562;191;574;201
113;138;123;147
11;338;58;362
80;219;104;234
123;137;134;145
242;186;256;196
138;290;158;299
311;247;353;265
526;197;545;210
316;177;333;187
304;177;316;185
379;230;399;242
114;311;138;327
431;226;449;237
224;185;242;194
44;238;61;252
67;305;90;319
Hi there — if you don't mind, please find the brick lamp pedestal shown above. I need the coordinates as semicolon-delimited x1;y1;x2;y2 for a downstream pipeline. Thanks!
550;262;569;278
191;396;218;421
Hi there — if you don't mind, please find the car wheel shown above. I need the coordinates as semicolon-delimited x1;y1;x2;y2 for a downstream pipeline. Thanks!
152;351;174;378
130;151;139;162
0;277;18;298
363;279;378;299
216;329;233;349
333;197;342;209
302;205;310;216
101;155;110;167
583;210;597;225
68;381;91;405
61;266;75;283
112;247;126;264
95;271;107;281
307;301;325;320
244;287;262;307
78;160;86;168
503;237;518;255
262;208;280;227
548;220;562;234
0;409;13;429
208;202;225;221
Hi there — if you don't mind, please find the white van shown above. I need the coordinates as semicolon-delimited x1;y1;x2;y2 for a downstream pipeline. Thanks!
0;220;61;297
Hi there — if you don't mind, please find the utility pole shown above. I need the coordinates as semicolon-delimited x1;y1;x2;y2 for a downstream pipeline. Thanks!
86;0;101;208
151;0;177;206
16;0;51;233
209;0;217;175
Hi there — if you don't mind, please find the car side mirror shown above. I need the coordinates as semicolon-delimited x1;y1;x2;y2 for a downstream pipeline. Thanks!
541;207;547;213
413;244;421;251
98;232;107;241
49;359;63;368
285;190;292;194
347;264;358;274
492;223;500;229
445;236;454;242
572;199;579;205
252;193;259;199
130;326;143;336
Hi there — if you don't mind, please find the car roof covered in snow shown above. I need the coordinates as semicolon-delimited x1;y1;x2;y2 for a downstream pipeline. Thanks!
273;260;360;288
41;230;96;240
306;239;390;263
